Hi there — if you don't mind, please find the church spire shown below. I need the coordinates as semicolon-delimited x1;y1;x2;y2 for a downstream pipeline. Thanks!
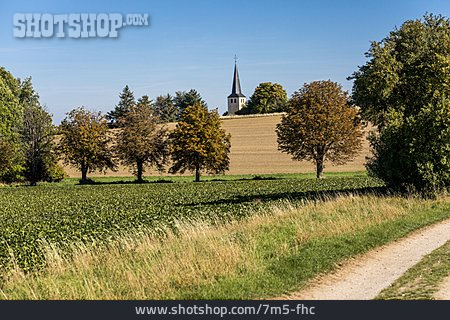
227;56;246;115
229;57;245;98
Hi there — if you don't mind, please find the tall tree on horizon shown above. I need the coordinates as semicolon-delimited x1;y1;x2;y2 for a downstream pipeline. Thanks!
240;82;288;114
155;94;179;122
107;85;136;128
19;78;58;185
173;89;207;117
136;95;153;109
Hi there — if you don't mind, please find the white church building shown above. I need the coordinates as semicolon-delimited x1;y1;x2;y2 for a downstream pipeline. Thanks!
227;61;246;115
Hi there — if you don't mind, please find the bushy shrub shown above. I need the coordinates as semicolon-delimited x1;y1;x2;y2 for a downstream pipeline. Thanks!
45;163;67;183
367;99;450;196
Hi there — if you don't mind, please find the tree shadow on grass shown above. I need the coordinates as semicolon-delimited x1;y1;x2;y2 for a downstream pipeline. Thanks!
76;176;281;185
182;186;392;207
76;179;174;186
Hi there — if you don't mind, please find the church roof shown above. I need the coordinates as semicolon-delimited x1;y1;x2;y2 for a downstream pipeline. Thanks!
228;63;246;98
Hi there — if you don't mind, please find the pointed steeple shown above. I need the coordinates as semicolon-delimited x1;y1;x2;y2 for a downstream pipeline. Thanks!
228;62;246;98
227;56;246;115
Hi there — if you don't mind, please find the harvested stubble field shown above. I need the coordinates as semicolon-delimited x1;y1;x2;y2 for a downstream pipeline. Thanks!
62;114;371;178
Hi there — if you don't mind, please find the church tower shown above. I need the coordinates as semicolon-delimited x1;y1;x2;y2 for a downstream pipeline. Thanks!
227;58;246;115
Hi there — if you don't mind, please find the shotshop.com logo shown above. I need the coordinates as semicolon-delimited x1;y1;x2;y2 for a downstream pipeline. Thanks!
13;13;149;38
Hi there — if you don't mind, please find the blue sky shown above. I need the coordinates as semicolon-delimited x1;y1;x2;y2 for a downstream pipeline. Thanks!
0;0;449;123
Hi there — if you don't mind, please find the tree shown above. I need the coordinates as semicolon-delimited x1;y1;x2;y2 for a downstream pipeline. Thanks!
173;89;207;116
277;80;363;178
169;103;231;182
240;82;288;114
59;107;116;184
107;85;136;127
350;14;450;127
0;67;21;141
116;103;169;182
136;95;153;110
350;14;450;195
154;94;179;122
367;98;450;195
0;68;23;182
19;78;58;185
0;139;15;179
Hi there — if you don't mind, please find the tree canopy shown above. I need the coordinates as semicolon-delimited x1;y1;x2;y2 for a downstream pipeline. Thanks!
154;94;179;123
350;14;450;128
59;107;116;183
239;82;288;114
277;80;363;178
116;103;169;182
169;104;231;182
174;89;207;117
0;67;21;140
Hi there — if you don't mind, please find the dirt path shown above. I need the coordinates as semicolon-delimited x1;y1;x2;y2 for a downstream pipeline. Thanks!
278;219;450;300
435;275;450;300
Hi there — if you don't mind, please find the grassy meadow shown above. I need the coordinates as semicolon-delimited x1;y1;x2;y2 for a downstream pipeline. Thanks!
1;192;449;299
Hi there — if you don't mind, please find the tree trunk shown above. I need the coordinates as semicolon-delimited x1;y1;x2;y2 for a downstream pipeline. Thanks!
81;162;88;184
315;146;325;179
136;160;144;183
316;159;324;179
195;164;200;182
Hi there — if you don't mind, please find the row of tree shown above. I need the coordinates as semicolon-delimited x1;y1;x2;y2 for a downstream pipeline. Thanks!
1;67;361;185
63;80;362;183
60;102;230;183
0;71;231;184
106;86;207;126
107;81;291;123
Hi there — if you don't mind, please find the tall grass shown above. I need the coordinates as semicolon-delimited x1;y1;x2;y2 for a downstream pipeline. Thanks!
1;195;449;299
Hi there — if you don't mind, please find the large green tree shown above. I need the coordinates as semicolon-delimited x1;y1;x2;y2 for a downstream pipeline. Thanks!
116;102;169;182
277;81;363;178
350;14;449;127
0;139;15;179
0;67;23;181
240;82;288;114
107;85;136;128
59;107;116;184
136;95;153;110
350;14;450;195
0;67;21;141
169;104;231;182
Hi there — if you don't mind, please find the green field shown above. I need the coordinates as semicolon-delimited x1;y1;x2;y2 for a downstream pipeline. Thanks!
0;174;381;273
2;173;450;299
